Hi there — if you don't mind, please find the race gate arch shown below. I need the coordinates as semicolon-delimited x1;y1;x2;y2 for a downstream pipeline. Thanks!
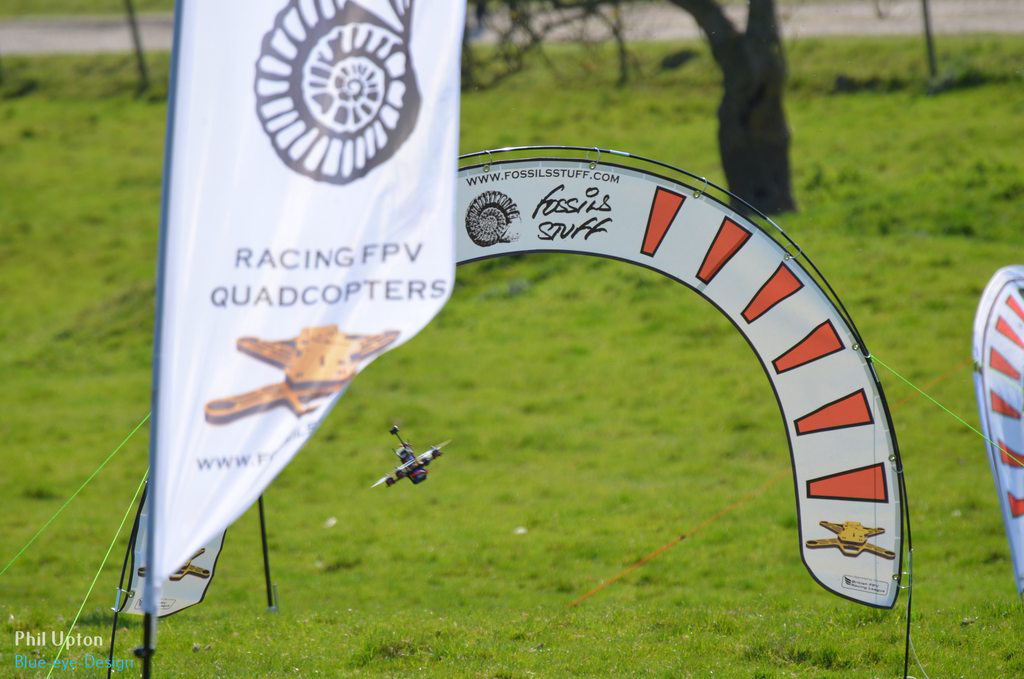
455;147;906;609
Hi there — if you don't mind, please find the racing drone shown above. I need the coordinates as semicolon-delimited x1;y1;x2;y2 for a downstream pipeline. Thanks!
371;425;450;488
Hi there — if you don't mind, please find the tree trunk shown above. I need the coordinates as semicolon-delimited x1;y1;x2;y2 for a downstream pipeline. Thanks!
668;0;796;214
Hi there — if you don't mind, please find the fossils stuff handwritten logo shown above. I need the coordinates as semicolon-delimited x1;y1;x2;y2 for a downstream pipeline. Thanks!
465;191;521;247
255;0;420;184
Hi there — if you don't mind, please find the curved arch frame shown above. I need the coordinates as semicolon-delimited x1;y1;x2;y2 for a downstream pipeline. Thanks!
973;266;1024;593
456;147;909;609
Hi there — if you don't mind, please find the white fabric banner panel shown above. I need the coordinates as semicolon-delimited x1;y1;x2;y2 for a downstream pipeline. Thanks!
456;155;904;608
145;0;464;612
121;490;227;618
972;266;1024;595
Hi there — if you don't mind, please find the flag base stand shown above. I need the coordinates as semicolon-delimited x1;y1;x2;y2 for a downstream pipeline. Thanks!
267;583;279;614
109;493;277;675
135;612;155;679
258;495;279;613
107;484;148;678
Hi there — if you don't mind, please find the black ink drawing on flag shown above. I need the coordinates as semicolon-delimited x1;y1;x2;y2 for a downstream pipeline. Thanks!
255;0;420;184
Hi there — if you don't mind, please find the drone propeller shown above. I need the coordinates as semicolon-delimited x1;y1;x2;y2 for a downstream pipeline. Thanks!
430;440;452;451
371;475;392;488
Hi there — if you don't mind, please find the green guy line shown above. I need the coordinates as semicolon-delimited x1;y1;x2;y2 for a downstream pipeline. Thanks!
0;412;150;578
46;471;148;679
869;353;1005;453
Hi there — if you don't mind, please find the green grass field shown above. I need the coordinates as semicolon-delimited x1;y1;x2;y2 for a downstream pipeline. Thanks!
1;36;1023;677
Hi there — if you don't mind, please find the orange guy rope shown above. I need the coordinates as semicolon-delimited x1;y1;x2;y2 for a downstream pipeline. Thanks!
891;356;973;408
570;470;788;607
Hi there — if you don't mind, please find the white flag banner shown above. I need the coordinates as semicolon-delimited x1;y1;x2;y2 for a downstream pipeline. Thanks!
973;266;1024;595
144;0;464;612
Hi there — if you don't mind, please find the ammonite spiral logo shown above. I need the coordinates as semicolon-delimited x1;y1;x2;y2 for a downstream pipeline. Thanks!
465;191;521;247
255;1;421;184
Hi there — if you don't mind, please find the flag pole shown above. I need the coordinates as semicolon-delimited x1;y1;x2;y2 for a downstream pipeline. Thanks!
137;613;155;678
139;0;187;671
258;496;278;611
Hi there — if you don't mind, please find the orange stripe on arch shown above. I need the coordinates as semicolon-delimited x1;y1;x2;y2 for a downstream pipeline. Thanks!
772;320;844;374
1009;492;1024;519
795;389;874;436
991;391;1022;419
1007;294;1024;323
742;263;804;323
990;347;1021;380
999;441;1024;468
807;463;888;503
996;317;1024;349
696;218;752;284
641;187;685;257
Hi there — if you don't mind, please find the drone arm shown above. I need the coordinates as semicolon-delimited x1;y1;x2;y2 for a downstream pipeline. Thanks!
390;426;411;449
417;449;440;465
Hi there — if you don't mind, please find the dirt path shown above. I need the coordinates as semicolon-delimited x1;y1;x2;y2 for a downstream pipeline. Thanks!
0;0;1021;56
